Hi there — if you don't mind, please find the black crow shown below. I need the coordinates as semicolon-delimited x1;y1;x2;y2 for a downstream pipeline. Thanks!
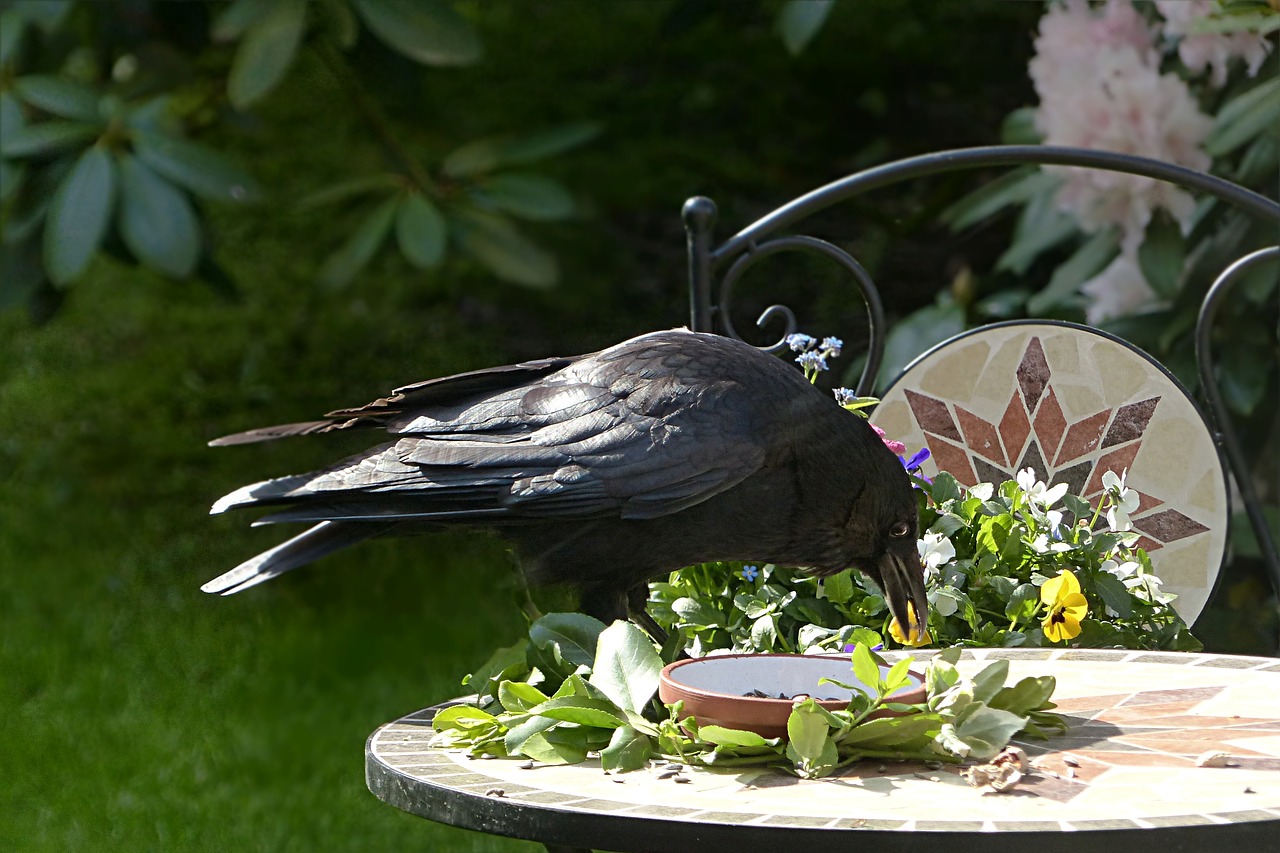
204;329;928;638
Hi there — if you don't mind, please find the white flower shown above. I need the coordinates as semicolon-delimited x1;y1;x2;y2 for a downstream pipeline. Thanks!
1155;0;1273;88
1080;250;1160;324
1017;467;1068;508
918;532;957;581
968;482;995;502
1102;469;1140;531
1030;0;1213;250
928;586;961;618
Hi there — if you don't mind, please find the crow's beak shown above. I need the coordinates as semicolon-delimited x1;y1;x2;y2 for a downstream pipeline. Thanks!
877;549;929;643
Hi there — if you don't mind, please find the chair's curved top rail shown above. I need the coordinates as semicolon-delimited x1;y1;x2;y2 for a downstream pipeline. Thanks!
682;143;1280;614
709;145;1280;267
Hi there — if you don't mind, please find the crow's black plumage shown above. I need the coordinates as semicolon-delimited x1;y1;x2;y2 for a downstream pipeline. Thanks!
204;329;928;636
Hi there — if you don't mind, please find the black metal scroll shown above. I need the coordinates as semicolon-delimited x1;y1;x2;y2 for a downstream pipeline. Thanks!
682;144;1280;601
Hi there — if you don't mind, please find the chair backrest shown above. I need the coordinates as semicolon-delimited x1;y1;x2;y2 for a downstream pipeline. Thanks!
682;145;1279;621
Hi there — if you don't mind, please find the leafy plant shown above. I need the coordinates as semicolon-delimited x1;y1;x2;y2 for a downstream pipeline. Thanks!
651;466;1201;654
0;0;599;319
435;615;1064;779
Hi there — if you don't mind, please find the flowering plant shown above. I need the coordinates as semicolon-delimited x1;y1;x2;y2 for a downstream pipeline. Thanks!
649;463;1201;654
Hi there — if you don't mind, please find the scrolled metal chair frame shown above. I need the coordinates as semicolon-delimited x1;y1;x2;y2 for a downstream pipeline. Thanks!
682;144;1280;602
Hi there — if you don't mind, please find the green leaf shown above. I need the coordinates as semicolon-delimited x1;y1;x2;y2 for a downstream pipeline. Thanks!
518;730;587;765
211;0;274;40
876;297;966;389
117;153;201;278
443;122;602;177
527;696;627;729
454;208;558;288
0;10;24;66
989;675;1056;716
475;173;575;221
849;643;881;694
969;659;1009;704
1093;571;1133;619
351;0;482;66
950;704;1028;760
462;640;527;694
502;714;557;754
1000;106;1041;145
297;174;400;209
43;145;116;286
395;191;447;269
132;132;260;203
316;196;398;289
227;0;307;109
528;612;606;668
600;725;652;773
697;726;773;748
431;704;498;732
1137;213;1185;299
1208;77;1280;157
0;157;24;203
1027;228;1121;315
498;681;549;714
940;167;1054;231
590;620;663;715
1003;583;1040;624
996;188;1079;275
776;0;835;56
315;0;359;48
1;121;99;159
785;701;838;778
14;75;100;121
822;570;854;605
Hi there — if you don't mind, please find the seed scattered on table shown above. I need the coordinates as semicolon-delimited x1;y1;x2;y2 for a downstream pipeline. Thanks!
519;760;534;770
485;788;505;798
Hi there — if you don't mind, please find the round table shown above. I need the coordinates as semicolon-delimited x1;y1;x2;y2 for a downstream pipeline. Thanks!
366;648;1280;852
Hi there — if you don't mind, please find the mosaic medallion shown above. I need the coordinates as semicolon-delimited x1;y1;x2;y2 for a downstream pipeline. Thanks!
875;322;1228;624
367;649;1280;850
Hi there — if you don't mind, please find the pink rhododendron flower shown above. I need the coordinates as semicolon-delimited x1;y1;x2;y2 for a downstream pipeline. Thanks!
870;423;906;456
1080;250;1157;324
1030;0;1213;253
1155;0;1273;88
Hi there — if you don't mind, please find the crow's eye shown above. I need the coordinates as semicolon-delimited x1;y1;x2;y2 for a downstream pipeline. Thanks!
889;521;910;539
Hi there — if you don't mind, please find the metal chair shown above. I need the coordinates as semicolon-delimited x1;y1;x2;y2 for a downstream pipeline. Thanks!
681;145;1279;628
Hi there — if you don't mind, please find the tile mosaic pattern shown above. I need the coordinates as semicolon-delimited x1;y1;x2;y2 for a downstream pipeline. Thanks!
875;323;1228;624
367;649;1280;847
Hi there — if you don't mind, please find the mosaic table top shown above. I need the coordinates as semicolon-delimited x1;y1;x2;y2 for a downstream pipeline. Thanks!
876;321;1229;625
366;648;1280;853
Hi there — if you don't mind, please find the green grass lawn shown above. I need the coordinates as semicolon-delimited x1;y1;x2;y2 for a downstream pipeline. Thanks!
0;261;543;852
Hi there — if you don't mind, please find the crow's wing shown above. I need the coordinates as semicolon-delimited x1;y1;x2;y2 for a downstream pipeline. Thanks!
210;330;784;525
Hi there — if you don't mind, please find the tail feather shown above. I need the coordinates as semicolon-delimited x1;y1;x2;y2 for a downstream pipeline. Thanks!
201;520;389;595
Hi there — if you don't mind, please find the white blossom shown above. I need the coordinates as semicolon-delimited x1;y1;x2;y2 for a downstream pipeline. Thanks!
1080;250;1159;324
1016;467;1068;508
1155;0;1273;88
918;532;957;581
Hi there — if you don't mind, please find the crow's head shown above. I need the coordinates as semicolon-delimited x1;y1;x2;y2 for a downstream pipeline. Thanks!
861;505;929;644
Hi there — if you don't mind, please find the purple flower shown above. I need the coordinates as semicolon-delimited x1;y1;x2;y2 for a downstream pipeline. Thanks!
842;642;885;653
795;351;828;373
901;447;931;473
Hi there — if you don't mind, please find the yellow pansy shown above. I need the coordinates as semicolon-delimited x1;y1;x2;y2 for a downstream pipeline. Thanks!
889;602;933;647
1041;570;1088;643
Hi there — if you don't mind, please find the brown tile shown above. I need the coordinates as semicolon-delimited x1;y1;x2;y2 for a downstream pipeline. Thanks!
1078;750;1197;768
1016;441;1049;483
1102;396;1161;448
927;436;978;486
1052;694;1132;713
1134;536;1163;552
956;406;1006;465
1134;509;1210;544
1051;460;1092;505
1117;733;1274;756
1121;686;1225;706
1017;336;1051;413
905;389;962;441
1056;409;1113;465
998;393;1031;465
974;457;1011;488
1134;490;1163;514
1083;442;1141;494
1033;386;1067;462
